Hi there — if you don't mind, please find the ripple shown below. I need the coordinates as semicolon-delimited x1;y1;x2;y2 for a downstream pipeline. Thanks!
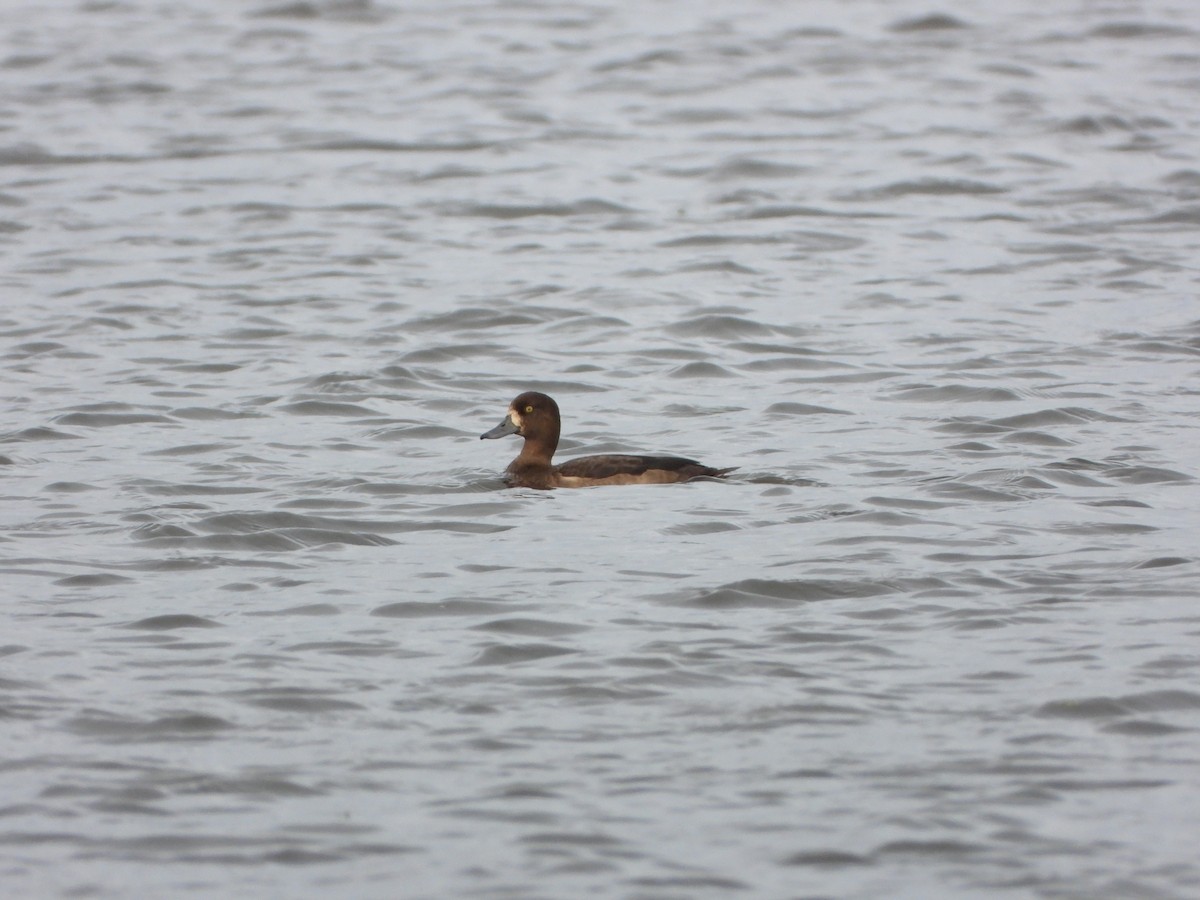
890;384;1022;402
889;13;970;32
0;429;83;444
470;643;578;665
999;430;1076;446
237;690;365;713
666;314;779;338
56;412;174;427
372;599;516;617
766;402;852;416
1103;464;1191;484
144;442;235;456
669;361;735;378
470;618;590;637
67;712;235;740
124;615;222;630
443;199;632;218
665;578;896;608
844;178;1007;201
782;849;871;867
54;573;133;587
658;231;860;251
279;400;382;417
1037;690;1200;719
989;407;1129;427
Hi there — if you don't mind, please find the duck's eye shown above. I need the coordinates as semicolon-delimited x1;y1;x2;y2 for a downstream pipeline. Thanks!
524;405;534;414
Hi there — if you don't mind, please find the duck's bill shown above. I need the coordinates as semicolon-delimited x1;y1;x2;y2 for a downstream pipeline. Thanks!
480;414;519;440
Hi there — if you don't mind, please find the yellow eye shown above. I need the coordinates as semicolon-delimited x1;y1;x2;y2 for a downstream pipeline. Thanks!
525;405;534;413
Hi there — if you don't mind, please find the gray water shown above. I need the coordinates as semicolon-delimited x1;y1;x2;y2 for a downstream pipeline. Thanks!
3;0;1200;897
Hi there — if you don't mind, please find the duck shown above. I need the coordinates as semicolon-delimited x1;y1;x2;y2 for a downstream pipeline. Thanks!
480;391;735;489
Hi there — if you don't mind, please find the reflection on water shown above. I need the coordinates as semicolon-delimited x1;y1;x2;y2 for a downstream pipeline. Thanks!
3;0;1200;896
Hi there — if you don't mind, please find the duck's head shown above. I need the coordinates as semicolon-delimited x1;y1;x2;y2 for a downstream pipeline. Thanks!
480;391;561;442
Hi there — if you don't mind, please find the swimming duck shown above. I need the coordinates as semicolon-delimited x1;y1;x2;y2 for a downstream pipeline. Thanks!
481;391;734;489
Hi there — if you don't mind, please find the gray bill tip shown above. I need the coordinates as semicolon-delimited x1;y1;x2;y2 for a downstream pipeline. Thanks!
480;414;519;440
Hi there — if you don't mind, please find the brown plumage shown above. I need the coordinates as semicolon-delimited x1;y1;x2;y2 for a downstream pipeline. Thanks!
480;391;735;490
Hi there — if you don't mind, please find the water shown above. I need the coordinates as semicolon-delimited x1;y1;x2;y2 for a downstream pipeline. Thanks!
3;0;1200;896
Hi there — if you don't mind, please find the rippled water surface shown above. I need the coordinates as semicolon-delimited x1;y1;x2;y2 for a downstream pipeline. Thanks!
4;0;1200;897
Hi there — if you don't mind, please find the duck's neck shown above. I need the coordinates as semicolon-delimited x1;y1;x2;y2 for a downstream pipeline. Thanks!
514;431;559;467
